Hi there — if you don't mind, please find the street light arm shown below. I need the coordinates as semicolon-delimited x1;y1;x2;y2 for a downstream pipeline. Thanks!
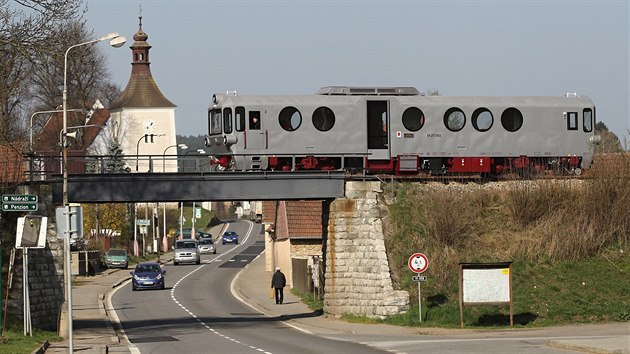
29;108;83;151
162;144;188;172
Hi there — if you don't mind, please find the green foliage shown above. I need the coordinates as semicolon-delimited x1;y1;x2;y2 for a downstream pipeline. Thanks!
104;139;128;173
1;314;61;353
290;288;324;312
178;204;215;230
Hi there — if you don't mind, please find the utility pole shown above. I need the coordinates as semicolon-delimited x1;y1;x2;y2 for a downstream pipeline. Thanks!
154;206;160;262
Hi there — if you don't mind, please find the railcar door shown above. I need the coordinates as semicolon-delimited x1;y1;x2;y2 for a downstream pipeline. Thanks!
367;101;390;160
245;109;265;150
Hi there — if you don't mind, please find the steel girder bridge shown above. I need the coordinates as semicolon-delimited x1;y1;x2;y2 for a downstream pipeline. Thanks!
47;171;346;203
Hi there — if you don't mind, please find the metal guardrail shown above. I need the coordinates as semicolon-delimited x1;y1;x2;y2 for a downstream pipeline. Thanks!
21;152;370;182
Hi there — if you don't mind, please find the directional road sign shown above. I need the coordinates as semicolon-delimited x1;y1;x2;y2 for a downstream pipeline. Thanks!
136;219;150;226
2;194;38;212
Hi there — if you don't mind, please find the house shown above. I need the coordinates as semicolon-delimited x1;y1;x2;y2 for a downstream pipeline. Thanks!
263;200;325;292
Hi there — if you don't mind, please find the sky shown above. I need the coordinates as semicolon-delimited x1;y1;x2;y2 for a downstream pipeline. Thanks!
84;0;629;142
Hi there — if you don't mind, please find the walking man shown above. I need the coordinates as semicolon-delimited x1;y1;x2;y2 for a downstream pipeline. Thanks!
271;267;286;304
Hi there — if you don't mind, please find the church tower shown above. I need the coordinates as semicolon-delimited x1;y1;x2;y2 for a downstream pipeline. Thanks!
108;16;178;172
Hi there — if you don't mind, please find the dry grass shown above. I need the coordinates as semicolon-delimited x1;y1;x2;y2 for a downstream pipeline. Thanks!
384;153;630;287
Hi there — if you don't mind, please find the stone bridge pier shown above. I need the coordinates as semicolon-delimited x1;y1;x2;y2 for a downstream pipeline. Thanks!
323;181;409;318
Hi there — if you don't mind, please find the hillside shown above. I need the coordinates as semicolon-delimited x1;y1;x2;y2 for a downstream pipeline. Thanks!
380;163;630;327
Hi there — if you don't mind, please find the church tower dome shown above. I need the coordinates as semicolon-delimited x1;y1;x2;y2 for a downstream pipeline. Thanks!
110;16;176;109
102;15;179;176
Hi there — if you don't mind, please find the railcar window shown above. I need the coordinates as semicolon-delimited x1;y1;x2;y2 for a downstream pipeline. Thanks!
223;108;233;134
500;107;523;132
279;106;302;131
312;107;335;131
444;108;465;132
472;108;493;132
583;109;593;132
566;112;578;130
210;110;221;135
402;107;424;131
235;106;245;132
249;111;261;130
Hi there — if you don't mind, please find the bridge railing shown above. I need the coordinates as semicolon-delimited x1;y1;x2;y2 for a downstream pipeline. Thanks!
21;152;369;182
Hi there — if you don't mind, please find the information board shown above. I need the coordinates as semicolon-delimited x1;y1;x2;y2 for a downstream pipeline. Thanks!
458;262;513;327
462;267;510;303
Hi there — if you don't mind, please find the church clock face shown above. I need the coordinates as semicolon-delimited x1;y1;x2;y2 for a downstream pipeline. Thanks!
143;119;156;132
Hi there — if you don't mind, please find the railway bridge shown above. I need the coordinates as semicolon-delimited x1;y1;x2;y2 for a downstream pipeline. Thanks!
15;154;408;320
22;154;349;203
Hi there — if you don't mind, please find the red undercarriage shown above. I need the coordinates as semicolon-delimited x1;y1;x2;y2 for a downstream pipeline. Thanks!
219;155;583;176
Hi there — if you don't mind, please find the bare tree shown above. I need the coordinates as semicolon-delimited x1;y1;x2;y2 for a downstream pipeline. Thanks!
29;19;121;128
0;0;84;140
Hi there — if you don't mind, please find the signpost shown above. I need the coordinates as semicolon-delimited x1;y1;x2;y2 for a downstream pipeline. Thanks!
136;219;150;226
2;194;38;212
408;253;429;322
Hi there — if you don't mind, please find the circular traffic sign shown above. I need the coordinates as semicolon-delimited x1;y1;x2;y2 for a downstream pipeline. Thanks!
408;253;429;273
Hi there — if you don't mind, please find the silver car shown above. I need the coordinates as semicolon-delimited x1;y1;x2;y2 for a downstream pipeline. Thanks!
198;238;216;254
173;239;200;265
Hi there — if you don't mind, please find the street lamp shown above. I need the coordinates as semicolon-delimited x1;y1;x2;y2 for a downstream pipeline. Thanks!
136;133;165;171
162;144;187;172
182;149;206;172
61;32;125;353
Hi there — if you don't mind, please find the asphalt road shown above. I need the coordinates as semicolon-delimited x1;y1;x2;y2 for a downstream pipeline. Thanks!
110;221;387;354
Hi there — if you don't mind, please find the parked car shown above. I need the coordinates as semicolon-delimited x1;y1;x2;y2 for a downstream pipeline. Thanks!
175;227;211;239
173;239;201;265
130;262;166;291
198;238;216;254
222;231;239;245
104;248;129;269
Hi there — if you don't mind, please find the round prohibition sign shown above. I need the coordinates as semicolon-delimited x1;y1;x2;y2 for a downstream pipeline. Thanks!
408;253;429;273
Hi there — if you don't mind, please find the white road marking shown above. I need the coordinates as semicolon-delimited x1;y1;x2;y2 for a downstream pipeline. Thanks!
108;221;271;353
169;221;272;354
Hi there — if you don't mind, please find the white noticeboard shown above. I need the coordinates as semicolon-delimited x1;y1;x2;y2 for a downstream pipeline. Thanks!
459;262;513;328
462;268;511;303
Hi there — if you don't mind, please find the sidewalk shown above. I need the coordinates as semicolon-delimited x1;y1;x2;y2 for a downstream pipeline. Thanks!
40;248;630;354
42;266;134;354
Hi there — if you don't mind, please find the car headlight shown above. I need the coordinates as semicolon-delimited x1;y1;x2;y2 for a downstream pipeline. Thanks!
156;274;162;280
133;275;140;281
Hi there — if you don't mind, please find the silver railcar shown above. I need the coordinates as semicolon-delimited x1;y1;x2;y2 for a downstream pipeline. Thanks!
205;86;597;177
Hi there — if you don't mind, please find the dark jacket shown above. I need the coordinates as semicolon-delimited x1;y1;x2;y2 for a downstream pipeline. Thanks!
271;270;286;288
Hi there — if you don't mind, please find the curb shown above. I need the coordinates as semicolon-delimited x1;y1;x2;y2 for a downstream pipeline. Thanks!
31;339;49;354
548;340;628;354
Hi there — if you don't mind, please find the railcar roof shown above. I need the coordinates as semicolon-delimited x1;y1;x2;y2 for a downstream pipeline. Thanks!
210;93;593;108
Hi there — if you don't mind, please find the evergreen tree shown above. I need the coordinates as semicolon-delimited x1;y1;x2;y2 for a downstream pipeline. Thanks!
105;139;128;173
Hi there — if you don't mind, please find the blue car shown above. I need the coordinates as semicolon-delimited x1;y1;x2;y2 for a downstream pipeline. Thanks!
222;231;239;245
130;262;166;291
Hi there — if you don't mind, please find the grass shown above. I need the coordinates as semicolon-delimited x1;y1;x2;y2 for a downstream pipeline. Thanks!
377;166;630;328
291;288;324;312
0;314;61;354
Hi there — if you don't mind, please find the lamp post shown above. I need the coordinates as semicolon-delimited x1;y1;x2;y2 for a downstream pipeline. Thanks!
136;133;165;171
182;149;206;172
61;32;125;353
162;144;187;172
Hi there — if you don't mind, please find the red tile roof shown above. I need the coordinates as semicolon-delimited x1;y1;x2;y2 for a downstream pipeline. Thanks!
263;200;323;240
